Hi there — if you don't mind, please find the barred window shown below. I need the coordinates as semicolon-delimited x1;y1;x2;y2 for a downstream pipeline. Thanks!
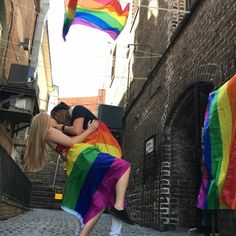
170;0;186;33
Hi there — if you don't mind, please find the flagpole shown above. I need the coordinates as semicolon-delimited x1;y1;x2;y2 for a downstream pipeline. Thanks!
139;5;191;14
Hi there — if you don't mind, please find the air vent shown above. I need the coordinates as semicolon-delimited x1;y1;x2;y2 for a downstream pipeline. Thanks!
98;104;123;130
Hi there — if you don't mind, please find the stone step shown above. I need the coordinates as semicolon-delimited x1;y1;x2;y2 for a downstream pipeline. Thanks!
29;176;66;181
30;201;62;209
27;171;66;176
31;190;61;197
30;194;61;201
25;147;67;209
30;189;64;209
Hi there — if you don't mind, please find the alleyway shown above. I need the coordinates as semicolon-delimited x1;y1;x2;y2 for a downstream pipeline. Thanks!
0;209;189;236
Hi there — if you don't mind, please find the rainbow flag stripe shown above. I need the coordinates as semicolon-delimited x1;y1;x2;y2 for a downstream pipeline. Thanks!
84;121;122;158
198;74;236;209
63;0;130;40
62;144;130;225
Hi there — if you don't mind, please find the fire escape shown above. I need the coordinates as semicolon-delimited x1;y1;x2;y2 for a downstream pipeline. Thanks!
0;63;39;212
0;64;39;131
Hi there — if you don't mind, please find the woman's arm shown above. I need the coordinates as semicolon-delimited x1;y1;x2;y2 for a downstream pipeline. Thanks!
46;120;98;147
61;117;84;135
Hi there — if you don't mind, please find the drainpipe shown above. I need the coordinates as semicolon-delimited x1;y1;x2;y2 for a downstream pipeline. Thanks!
29;0;49;81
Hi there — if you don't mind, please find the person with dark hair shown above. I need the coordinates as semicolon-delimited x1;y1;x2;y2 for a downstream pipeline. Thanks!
50;102;133;235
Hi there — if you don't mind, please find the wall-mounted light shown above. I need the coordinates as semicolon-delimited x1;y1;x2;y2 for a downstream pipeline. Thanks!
19;38;31;51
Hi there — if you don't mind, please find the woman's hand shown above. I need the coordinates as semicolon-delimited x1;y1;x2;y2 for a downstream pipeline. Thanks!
87;120;99;132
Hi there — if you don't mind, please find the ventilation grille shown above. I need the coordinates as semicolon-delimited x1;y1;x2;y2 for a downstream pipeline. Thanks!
98;104;123;130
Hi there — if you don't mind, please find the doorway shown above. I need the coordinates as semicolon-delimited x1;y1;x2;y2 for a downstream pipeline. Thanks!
165;82;213;229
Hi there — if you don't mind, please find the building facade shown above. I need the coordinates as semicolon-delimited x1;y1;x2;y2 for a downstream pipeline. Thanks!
58;89;106;115
0;0;53;219
105;0;236;235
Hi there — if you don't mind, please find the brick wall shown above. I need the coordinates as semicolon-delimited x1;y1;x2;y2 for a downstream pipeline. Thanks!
218;210;236;236
0;122;13;155
123;0;236;234
2;0;37;79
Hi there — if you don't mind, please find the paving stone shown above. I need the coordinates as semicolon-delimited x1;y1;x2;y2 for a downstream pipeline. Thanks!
0;208;189;235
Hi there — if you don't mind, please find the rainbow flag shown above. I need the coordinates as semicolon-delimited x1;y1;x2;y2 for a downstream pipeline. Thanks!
55;121;122;158
63;0;130;40
197;74;236;209
62;143;130;225
84;121;122;158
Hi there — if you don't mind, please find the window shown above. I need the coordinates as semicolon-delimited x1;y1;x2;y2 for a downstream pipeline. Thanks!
171;0;186;33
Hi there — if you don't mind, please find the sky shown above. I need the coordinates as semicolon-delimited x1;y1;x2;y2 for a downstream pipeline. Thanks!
47;0;114;98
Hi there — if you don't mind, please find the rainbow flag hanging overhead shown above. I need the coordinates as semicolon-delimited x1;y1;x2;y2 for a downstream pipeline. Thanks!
63;0;130;40
197;74;236;210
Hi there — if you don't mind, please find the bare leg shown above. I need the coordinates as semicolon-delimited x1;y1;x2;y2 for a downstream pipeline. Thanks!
79;208;105;236
114;167;131;210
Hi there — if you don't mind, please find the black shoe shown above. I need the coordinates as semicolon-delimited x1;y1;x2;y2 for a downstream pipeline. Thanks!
109;207;135;225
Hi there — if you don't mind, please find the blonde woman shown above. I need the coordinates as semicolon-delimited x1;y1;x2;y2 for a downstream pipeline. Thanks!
25;113;133;236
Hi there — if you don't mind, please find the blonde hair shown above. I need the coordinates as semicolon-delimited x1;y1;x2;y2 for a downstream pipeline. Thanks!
51;109;70;125
25;113;50;172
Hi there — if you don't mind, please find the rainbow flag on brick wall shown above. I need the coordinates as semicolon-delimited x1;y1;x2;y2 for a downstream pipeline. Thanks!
63;0;130;40
197;74;236;209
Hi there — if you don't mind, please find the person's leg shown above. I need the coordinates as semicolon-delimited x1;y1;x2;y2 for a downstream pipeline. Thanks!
110;166;134;225
109;215;122;236
79;208;105;236
114;167;131;210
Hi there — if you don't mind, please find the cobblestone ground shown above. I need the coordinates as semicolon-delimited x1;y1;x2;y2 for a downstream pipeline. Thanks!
0;209;189;236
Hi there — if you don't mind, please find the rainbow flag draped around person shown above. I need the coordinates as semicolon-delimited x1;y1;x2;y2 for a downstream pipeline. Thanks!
197;74;236;210
61;143;129;225
84;121;122;158
63;0;130;40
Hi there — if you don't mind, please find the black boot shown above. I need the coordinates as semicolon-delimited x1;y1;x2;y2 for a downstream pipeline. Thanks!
109;207;134;225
